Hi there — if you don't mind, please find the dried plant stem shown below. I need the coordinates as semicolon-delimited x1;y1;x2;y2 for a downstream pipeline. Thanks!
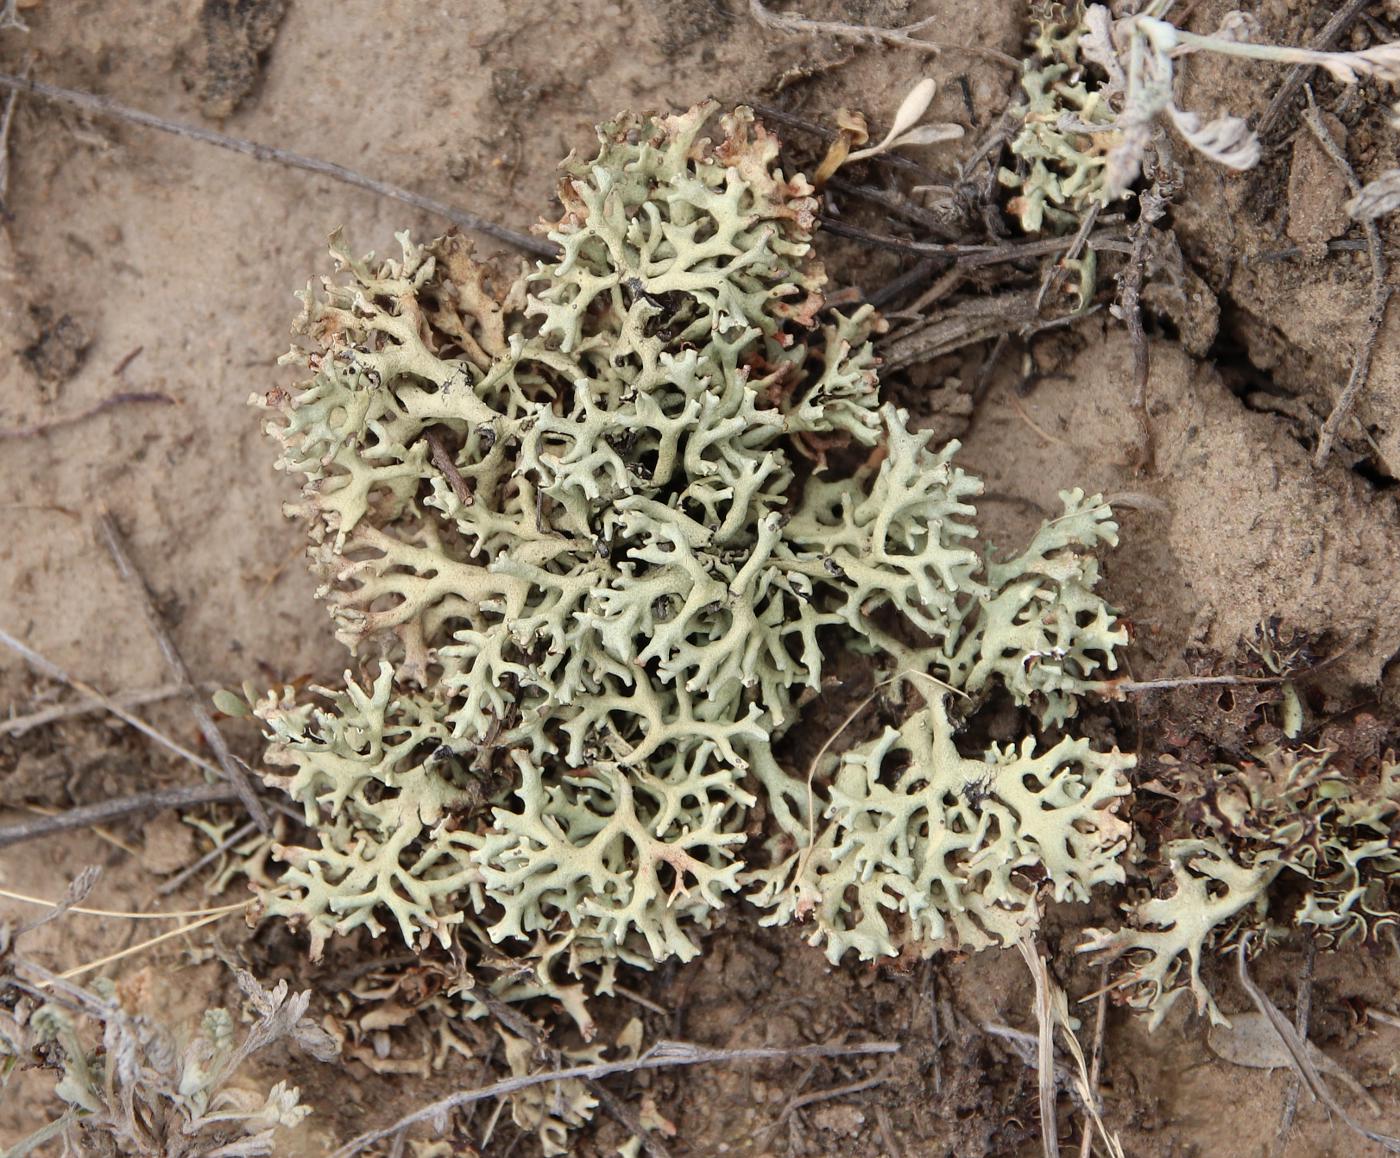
1257;0;1372;139
1;682;187;736
1079;964;1110;1158
0;71;555;259
1036;202;1101;312
747;0;1018;67
776;1071;891;1126
473;985;671;1158
156;818;259;897
746;100;937;181
0;887;246;921
820;215;1126;267
827;175;959;236
1017;939;1062;1158
0;390;175;439
1303;99;1393;469
928;965;944;1095
0;782;240;849
1278;940;1316;1139
0;61;23;207
1236;937;1400;1153
1116;191;1162;474
96;510;270;830
331;1039;900;1158
0;626;225;778
1094;673;1284;694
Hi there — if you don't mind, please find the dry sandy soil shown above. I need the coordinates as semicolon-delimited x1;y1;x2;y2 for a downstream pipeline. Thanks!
3;0;1400;1155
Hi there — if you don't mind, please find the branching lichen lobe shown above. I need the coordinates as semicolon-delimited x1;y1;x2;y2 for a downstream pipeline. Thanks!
248;100;1133;993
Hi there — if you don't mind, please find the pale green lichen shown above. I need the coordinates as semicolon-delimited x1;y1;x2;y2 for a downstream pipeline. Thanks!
999;1;1120;234
753;693;1133;964
1082;749;1400;1028
247;100;1132;994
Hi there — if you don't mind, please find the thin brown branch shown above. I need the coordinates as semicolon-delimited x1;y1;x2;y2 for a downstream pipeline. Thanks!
746;100;937;181
0;71;555;259
1257;0;1373;140
777;1072;890;1124
425;430;474;507
0;626;224;776
0;782;239;850
472;984;671;1158
826;175;962;237
820;215;1127;266
1036;201;1101;312
1278;939;1316;1140
1093;636;1357;698
95;510;270;831
1236;936;1400;1153
331;1039;900;1158
980;1026;1081;1102
1116;188;1165;474
1094;673;1285;694
747;0;1019;67
928;964;944;1095
1304;96;1393;469
1;683;187;736
155;818;259;897
0;59;24;208
0;391;175;440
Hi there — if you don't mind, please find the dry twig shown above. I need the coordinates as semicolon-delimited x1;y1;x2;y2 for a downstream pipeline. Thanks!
0;627;225;777
1114;188;1166;473
746;100;938;181
1278;939;1317;1140
1303;96;1393;469
774;1071;891;1128
1079;964;1110;1158
0;782;239;850
820;215;1127;268
1236;936;1400;1152
0;60;23;208
0;71;553;258
2;682;186;736
95;510;269;830
0;391;176;440
928;964;944;1095
472;983;672;1158
1017;939;1062;1158
748;0;1018;67
1257;0;1373;140
331;1039;899;1157
155;818;259;897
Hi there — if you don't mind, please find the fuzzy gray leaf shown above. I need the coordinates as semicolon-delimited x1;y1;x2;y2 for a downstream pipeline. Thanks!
1167;105;1260;171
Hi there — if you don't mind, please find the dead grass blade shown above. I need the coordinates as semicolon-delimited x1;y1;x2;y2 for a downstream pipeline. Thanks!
1017;938;1062;1158
0;391;175;440
1302;96;1394;469
1016;938;1125;1158
14;865;101;936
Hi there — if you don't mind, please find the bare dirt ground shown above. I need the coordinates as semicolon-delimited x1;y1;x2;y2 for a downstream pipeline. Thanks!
3;1;1400;1155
